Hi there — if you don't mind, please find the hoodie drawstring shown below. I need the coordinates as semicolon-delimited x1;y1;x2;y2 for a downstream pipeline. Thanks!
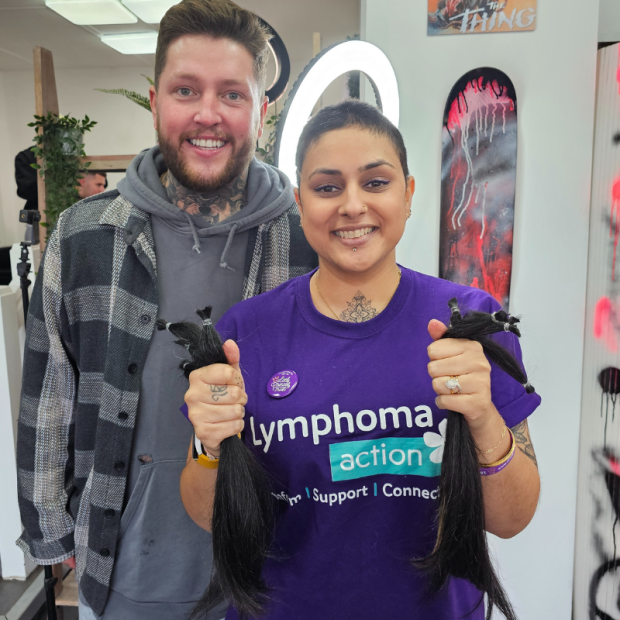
183;212;202;254
220;223;238;271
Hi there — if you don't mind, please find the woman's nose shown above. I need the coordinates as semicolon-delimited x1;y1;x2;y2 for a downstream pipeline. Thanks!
339;188;367;218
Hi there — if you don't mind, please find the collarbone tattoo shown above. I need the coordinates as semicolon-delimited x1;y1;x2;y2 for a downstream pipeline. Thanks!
339;291;378;323
161;169;248;226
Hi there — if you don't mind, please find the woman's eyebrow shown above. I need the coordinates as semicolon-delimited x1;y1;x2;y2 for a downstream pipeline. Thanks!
308;160;395;180
359;160;395;172
308;168;342;179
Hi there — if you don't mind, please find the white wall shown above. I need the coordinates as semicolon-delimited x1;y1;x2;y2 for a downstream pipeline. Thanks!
362;1;599;617
0;68;156;247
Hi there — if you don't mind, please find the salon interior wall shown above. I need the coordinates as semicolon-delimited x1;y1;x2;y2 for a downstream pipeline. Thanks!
0;0;360;249
362;0;599;617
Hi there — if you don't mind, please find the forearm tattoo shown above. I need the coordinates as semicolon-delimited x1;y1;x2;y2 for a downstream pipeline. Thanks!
511;420;538;467
161;169;247;225
210;385;228;402
339;291;378;323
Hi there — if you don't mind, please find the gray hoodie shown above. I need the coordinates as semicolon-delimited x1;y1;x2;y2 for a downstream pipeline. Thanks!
89;146;296;620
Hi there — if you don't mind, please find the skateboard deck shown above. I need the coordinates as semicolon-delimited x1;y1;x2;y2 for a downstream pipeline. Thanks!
439;67;517;310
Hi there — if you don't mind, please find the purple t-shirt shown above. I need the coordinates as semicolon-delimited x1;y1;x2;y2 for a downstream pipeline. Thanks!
216;267;541;620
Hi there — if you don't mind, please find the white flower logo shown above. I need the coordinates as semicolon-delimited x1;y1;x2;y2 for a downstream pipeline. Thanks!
424;418;447;464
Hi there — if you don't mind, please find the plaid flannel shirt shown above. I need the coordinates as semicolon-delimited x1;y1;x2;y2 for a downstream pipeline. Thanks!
15;191;317;615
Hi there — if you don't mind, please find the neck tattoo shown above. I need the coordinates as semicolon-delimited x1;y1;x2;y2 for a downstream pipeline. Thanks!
315;268;402;323
161;169;248;226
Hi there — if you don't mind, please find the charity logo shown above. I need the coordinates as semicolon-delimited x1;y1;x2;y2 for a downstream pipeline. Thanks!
329;436;442;482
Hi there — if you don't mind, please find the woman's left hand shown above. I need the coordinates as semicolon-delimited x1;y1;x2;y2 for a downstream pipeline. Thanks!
427;319;498;431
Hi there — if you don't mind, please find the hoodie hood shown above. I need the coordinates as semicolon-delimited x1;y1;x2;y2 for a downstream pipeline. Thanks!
117;146;295;253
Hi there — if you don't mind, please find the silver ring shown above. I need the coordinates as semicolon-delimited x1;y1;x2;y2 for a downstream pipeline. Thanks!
445;376;461;395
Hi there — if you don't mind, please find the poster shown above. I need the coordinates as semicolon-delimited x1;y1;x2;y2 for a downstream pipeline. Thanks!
428;0;537;36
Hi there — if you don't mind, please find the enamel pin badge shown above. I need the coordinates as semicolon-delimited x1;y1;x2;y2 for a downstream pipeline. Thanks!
267;370;299;398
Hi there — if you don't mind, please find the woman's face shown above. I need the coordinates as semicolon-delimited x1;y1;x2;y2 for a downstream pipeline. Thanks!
296;126;414;276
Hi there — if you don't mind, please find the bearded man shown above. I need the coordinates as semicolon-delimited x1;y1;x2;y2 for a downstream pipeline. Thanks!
15;2;316;619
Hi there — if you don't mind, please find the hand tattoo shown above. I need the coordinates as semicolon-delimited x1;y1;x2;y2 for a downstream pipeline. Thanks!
161;169;247;225
210;385;228;402
339;291;378;323
511;420;538;467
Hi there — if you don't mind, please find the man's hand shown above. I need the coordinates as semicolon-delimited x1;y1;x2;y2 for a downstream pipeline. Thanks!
184;340;247;458
427;319;497;431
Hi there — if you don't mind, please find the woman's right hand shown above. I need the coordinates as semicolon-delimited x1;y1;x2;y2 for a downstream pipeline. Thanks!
184;340;247;458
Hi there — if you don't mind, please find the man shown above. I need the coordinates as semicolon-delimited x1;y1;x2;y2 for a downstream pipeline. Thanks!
15;2;316;619
77;170;107;199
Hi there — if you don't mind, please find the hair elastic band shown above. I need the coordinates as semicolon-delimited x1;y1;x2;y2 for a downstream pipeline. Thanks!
491;312;512;332
202;318;213;326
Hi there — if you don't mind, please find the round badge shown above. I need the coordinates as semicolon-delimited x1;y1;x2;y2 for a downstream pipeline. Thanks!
267;370;299;398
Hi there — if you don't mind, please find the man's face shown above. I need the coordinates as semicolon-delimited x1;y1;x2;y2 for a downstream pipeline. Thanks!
150;34;268;193
78;173;106;198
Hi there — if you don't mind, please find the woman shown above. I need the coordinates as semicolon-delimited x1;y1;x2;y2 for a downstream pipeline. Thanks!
180;100;541;619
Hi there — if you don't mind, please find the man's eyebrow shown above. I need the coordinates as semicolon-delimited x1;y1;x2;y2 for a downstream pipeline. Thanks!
169;72;200;81
308;168;342;179
359;160;395;172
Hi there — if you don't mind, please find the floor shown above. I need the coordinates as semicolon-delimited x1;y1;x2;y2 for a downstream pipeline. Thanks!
0;568;78;620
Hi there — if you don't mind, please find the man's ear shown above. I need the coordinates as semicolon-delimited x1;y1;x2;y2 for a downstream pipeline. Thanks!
256;95;269;139
149;85;158;131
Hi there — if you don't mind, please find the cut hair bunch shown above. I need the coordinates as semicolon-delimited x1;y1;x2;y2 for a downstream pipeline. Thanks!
414;298;535;620
156;307;274;620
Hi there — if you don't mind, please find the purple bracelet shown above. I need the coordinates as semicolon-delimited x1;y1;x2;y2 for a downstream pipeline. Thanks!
479;453;514;476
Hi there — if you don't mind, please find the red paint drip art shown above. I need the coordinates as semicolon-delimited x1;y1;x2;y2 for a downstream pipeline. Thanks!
611;177;620;281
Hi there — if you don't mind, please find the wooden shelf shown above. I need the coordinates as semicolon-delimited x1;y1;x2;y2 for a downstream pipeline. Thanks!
55;569;78;607
82;155;136;173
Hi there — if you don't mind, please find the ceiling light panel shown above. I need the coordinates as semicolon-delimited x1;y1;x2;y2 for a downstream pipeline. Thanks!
100;31;158;54
46;0;138;25
121;0;180;23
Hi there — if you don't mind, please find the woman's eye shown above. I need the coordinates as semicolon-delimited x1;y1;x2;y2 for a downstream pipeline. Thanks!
315;184;340;194
178;88;192;97
365;179;389;189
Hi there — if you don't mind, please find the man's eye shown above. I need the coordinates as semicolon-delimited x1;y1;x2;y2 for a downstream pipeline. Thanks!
227;93;240;100
178;88;192;96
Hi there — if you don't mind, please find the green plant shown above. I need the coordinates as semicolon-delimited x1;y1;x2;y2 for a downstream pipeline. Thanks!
255;111;282;166
96;74;153;111
29;112;97;235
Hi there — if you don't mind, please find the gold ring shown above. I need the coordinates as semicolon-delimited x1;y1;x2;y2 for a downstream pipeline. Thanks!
445;375;461;395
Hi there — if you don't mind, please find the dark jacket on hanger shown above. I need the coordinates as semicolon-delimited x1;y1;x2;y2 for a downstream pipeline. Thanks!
14;147;38;210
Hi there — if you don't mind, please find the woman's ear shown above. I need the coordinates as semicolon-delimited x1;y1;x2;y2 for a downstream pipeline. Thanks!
294;187;303;218
405;175;415;211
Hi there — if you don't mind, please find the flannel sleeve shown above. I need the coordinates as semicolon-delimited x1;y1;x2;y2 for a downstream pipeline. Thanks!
15;222;77;564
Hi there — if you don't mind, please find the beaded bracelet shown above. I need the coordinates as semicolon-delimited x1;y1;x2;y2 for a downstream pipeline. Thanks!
479;428;516;476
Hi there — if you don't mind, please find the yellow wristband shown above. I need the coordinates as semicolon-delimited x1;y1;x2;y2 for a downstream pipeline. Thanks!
196;453;219;469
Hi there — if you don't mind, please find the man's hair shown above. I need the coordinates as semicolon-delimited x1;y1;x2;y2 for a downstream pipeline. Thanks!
296;100;410;181
85;170;107;177
155;0;272;94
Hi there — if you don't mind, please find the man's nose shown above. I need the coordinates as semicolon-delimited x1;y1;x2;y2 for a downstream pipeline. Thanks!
193;92;223;126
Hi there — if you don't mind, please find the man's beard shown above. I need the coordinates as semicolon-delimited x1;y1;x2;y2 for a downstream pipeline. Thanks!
158;125;255;193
